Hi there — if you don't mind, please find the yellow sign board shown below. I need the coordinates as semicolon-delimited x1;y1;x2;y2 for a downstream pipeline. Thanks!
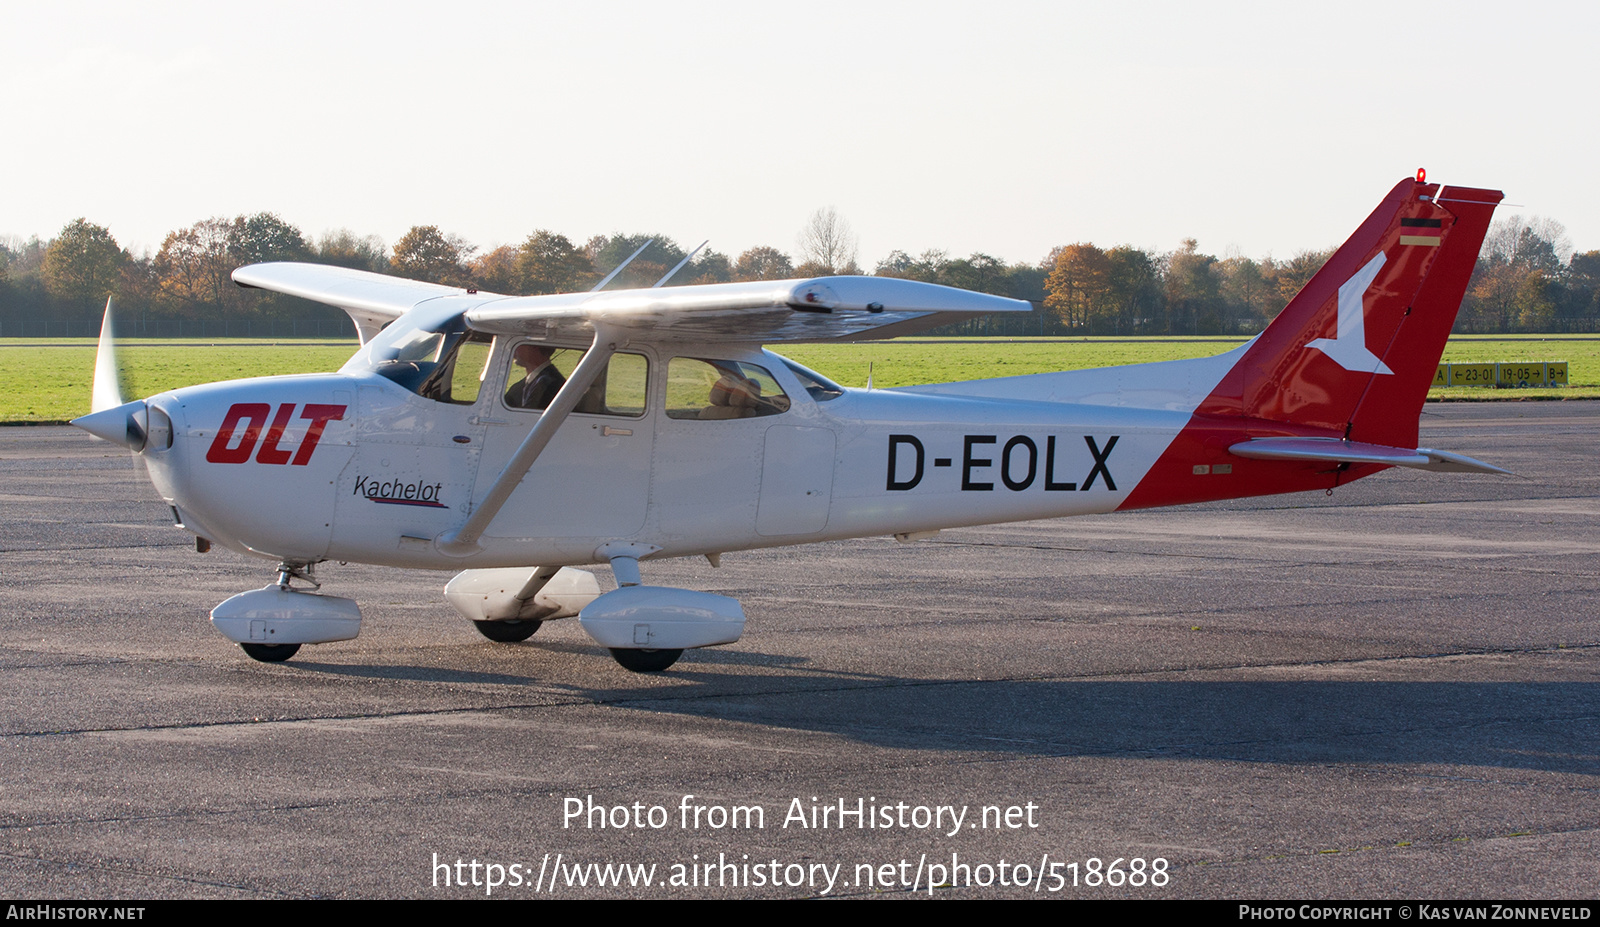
1431;361;1569;389
1448;363;1497;386
1497;363;1547;387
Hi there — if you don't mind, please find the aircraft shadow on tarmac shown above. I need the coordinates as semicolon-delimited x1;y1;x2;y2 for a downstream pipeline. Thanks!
616;675;1600;777
283;643;1597;777
287;661;542;685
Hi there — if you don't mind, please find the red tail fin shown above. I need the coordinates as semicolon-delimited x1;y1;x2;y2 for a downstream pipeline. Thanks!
1197;178;1502;447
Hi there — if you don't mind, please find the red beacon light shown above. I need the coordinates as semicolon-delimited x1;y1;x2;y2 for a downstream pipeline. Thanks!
1417;167;1427;182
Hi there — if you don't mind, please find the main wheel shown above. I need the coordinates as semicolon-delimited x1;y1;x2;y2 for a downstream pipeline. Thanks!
473;619;542;643
609;648;684;673
240;643;301;662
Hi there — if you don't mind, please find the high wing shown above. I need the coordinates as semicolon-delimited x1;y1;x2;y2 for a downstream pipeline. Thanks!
232;262;1031;344
233;263;500;344
463;276;1030;343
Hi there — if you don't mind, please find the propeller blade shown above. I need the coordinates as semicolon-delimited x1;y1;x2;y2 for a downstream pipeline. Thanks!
90;297;124;413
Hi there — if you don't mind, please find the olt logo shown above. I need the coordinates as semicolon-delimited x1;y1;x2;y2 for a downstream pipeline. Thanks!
205;403;346;466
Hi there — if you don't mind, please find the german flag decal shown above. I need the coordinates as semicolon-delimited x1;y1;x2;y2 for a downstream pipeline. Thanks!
1399;216;1443;247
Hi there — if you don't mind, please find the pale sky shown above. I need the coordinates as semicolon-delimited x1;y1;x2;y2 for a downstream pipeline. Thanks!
3;1;1595;268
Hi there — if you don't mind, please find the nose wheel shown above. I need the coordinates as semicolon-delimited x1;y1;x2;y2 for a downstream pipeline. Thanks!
212;562;361;664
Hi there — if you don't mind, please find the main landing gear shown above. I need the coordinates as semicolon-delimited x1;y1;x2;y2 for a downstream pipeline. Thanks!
576;547;746;674
472;618;542;642
210;559;748;674
446;560;740;673
240;643;302;662
608;647;684;673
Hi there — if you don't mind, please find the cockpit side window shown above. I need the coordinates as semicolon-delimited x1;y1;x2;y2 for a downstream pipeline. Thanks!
502;343;648;417
665;358;791;420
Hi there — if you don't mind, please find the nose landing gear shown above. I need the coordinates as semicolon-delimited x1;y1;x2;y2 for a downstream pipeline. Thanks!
209;561;362;663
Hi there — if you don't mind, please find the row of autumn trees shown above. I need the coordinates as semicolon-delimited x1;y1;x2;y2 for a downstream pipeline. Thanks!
3;208;1596;336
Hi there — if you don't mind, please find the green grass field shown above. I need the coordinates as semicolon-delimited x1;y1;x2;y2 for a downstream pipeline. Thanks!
4;334;1595;424
0;340;359;424
782;335;1600;401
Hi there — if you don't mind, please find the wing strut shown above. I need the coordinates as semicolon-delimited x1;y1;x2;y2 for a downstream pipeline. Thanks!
589;240;654;292
653;240;707;288
436;328;619;556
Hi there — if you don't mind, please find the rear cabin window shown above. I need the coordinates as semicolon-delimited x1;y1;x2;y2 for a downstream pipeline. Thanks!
780;358;845;402
665;359;791;420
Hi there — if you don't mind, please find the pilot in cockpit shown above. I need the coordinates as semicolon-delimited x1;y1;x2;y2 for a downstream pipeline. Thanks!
505;343;565;411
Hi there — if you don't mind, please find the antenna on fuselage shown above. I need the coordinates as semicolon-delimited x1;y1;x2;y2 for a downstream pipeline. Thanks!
589;239;654;292
653;240;708;288
866;361;874;390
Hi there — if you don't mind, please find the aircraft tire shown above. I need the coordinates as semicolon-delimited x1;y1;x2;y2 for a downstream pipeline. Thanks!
240;643;301;662
608;648;683;673
473;619;542;643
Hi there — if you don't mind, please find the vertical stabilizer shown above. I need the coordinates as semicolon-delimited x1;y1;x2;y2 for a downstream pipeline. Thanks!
1120;178;1502;512
1195;178;1502;447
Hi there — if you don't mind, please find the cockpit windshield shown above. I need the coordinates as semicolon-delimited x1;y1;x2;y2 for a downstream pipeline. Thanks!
342;313;492;404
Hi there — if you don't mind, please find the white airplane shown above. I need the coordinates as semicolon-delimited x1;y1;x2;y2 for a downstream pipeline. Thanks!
74;177;1506;672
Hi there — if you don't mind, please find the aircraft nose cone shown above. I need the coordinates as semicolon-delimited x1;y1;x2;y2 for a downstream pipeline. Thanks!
71;399;149;451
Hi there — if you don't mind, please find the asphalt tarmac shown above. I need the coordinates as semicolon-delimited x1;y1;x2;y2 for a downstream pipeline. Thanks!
1;402;1596;899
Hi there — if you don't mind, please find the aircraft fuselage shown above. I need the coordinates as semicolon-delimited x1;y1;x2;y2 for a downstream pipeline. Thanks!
139;340;1319;572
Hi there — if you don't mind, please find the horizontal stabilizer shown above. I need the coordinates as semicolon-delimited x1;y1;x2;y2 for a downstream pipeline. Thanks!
1228;437;1508;474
